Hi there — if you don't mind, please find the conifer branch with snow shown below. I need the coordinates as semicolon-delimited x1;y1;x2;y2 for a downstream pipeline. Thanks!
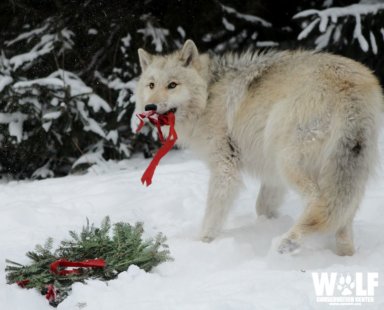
294;2;384;53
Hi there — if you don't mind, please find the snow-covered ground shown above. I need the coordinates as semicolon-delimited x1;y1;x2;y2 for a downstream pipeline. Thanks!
2;136;384;309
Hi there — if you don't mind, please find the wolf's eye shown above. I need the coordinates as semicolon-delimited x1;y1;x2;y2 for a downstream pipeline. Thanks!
148;82;155;89
167;82;177;89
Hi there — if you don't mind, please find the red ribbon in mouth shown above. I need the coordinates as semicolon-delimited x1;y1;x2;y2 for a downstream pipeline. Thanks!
136;110;178;186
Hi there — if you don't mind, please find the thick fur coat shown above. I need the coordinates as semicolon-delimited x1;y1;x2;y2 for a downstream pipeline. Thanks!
135;40;382;255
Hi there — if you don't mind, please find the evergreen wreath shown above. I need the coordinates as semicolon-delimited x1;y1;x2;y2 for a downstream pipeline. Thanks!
5;217;172;307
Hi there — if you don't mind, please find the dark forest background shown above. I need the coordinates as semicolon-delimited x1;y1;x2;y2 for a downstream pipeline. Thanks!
0;0;383;179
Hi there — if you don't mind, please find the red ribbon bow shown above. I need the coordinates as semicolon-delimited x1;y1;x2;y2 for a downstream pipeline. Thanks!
50;258;106;276
136;110;178;186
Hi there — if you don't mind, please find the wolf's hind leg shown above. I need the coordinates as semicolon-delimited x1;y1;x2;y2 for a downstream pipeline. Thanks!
278;123;373;254
278;197;329;254
277;160;330;254
256;183;286;218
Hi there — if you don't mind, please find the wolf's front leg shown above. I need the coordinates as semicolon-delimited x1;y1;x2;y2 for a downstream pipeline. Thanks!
200;157;242;242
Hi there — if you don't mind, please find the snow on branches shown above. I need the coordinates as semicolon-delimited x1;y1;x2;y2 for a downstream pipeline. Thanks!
203;3;278;52
294;2;384;53
5;20;74;71
0;46;128;179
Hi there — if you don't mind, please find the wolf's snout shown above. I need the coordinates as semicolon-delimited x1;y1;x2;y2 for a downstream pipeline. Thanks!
145;104;157;111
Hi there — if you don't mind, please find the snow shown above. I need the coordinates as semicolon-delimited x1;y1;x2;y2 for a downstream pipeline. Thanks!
72;143;105;169
119;144;131;157
59;28;75;53
87;95;111;113
297;19;320;40
42;121;52;132
10;29;72;69
222;17;235;32
19;96;42;110
2;135;384;308
221;4;271;27
294;3;384;20
32;162;54;179
88;29;98;35
14;69;111;115
12;69;111;142
353;13;369;52
370;31;378;55
255;41;279;47
10;41;54;70
7;25;74;70
0;112;28;143
137;22;169;52
121;33;131;47
177;26;186;39
5;23;49;46
315;25;335;50
95;71;136;93
333;24;342;42
13;76;64;89
0;75;13;92
43;111;62;120
48;70;93;97
76;101;106;138
106;130;118;145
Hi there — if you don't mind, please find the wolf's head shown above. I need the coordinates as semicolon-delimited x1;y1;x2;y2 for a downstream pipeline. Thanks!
135;40;208;124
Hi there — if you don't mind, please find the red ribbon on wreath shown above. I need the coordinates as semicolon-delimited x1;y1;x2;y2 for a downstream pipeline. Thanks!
136;110;178;186
50;258;106;276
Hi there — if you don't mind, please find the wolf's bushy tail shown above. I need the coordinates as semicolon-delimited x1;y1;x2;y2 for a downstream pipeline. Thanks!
318;96;381;230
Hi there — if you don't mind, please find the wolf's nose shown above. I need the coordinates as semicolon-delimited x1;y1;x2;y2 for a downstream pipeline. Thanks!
145;104;157;111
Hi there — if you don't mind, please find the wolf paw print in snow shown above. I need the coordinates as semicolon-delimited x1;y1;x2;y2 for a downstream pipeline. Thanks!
337;274;355;296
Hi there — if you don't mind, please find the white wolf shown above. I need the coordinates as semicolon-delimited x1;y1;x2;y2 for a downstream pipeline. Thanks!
135;40;382;256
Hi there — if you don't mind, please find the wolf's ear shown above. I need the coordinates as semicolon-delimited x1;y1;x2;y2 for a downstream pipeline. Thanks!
138;48;153;71
180;40;199;67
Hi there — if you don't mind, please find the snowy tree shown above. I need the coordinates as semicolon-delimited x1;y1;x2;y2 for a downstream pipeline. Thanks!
0;26;130;178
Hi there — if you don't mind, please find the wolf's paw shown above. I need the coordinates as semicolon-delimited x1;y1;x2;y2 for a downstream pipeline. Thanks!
335;242;355;256
200;235;215;243
277;238;300;254
257;211;278;219
337;274;355;296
